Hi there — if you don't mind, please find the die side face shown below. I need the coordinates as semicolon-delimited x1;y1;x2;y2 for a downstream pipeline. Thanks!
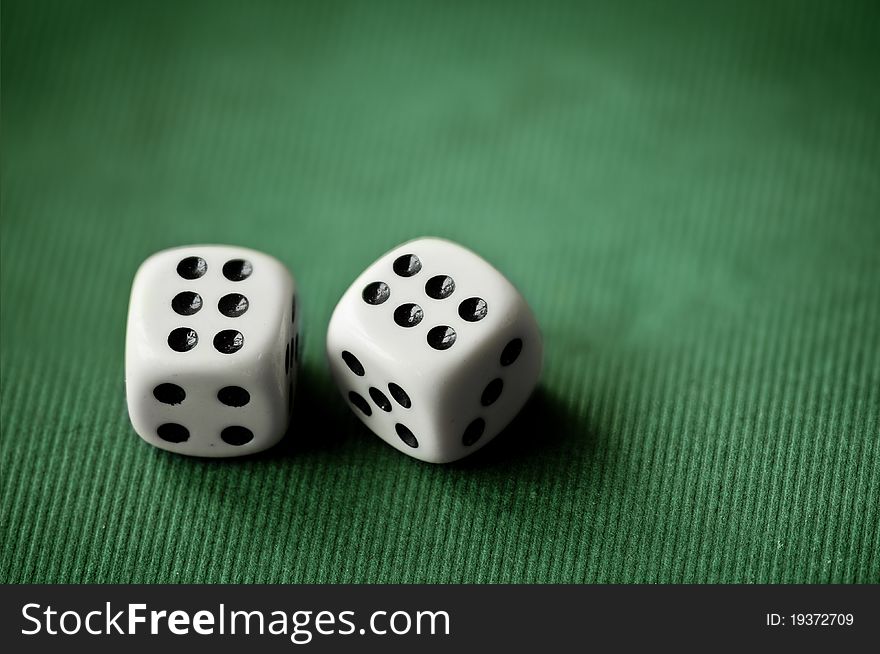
125;245;295;457
436;310;542;460
327;237;542;463
326;344;440;460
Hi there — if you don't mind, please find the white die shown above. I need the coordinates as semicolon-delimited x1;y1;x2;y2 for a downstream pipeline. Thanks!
125;245;299;457
326;237;542;463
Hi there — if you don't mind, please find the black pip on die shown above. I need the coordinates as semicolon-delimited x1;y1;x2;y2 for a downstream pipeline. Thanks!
125;245;299;457
327;237;542;463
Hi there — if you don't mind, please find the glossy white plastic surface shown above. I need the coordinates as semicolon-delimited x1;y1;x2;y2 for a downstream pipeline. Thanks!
125;245;297;457
327;237;542;463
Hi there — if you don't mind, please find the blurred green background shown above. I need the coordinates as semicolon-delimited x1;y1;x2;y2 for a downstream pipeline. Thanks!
1;0;878;583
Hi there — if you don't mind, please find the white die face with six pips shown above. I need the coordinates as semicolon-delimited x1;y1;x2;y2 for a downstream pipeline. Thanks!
125;245;299;457
327;237;542;463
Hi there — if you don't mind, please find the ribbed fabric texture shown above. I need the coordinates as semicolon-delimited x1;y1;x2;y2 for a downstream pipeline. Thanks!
1;0;878;583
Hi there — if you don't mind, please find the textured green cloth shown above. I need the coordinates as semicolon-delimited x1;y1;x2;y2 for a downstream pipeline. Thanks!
2;0;878;584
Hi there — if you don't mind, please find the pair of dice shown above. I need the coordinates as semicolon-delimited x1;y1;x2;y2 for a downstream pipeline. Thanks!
125;238;542;463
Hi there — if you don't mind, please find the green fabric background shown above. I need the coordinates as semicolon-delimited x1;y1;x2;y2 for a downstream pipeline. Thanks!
1;0;878;584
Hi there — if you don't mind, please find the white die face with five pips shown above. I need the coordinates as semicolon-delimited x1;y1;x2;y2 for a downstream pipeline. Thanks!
327;237;542;463
125;245;299;457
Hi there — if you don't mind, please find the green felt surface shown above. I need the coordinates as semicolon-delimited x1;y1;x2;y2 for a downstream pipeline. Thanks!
2;0;879;584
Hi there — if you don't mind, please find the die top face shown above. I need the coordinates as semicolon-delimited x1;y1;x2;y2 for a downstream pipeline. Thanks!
331;237;526;380
126;245;294;376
